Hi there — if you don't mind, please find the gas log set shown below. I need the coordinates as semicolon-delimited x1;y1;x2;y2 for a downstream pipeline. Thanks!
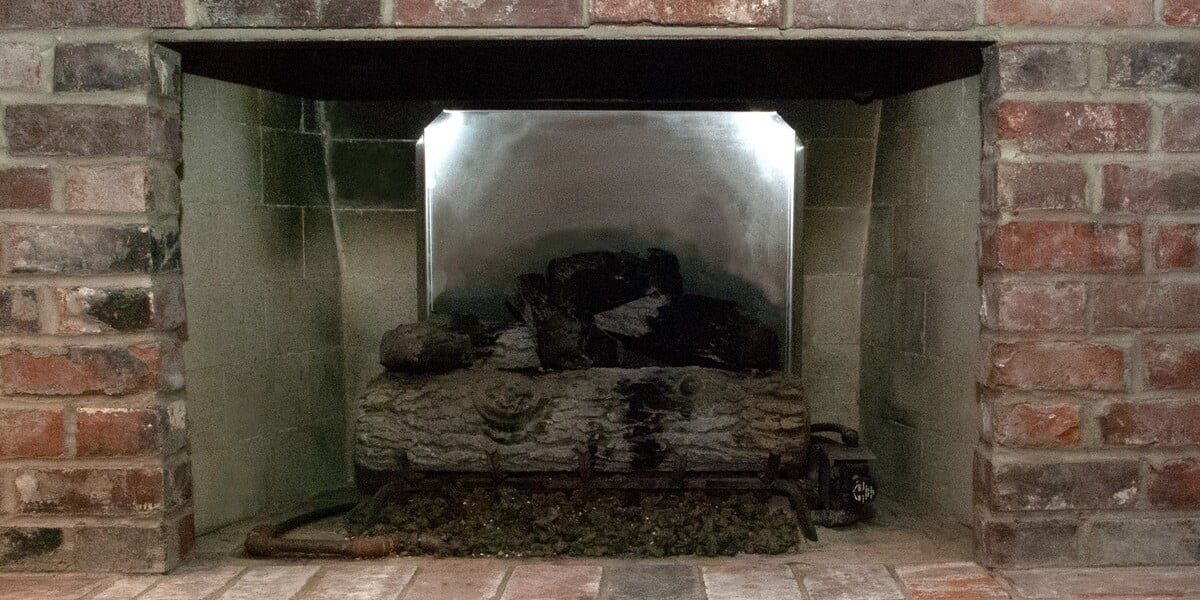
357;248;805;476
249;249;876;558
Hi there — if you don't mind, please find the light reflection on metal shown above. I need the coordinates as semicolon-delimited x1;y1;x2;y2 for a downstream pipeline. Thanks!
419;110;803;371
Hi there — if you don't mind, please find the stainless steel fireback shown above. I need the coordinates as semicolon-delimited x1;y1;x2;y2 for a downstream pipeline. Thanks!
418;110;804;370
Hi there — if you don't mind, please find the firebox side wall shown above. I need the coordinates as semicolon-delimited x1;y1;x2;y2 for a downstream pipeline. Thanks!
319;100;882;436
860;76;982;523
780;101;882;431
180;75;349;534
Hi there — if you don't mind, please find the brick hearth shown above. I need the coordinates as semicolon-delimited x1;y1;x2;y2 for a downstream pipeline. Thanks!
1;0;1199;573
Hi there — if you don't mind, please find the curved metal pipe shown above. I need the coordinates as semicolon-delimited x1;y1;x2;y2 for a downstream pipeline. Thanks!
243;502;399;559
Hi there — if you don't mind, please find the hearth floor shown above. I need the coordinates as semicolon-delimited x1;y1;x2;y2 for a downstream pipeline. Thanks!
6;561;1200;600
5;504;1199;599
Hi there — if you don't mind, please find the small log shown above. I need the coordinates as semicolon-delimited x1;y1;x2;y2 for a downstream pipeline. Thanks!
354;366;807;474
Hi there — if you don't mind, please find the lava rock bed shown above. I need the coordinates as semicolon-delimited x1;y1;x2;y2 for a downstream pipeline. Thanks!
346;488;803;557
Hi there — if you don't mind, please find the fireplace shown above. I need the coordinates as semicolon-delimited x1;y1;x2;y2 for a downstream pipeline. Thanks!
1;8;1197;571
156;40;988;560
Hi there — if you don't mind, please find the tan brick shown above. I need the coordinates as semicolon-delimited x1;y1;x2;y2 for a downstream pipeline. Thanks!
500;564;601;600
298;562;416;600
702;565;803;600
65;164;155;213
0;42;44;91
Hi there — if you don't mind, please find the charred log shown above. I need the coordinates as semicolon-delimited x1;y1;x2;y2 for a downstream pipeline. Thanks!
594;294;781;371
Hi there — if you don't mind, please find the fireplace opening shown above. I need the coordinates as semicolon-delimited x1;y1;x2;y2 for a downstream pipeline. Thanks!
171;40;984;559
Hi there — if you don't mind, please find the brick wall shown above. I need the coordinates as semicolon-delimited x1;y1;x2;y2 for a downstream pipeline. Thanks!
977;36;1200;567
0;0;1197;573
0;36;191;572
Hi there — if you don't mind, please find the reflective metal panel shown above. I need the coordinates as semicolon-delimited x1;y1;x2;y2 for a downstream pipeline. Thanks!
421;110;801;367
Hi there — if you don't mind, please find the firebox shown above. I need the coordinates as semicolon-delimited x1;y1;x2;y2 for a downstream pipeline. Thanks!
169;39;983;562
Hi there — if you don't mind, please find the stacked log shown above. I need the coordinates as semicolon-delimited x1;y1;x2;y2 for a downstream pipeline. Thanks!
355;366;808;474
356;249;806;476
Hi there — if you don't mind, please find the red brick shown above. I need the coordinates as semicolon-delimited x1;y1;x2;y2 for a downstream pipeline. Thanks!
64;164;156;213
54;43;151;92
2;224;171;275
1095;282;1200;329
979;519;1080;568
1144;340;1200;390
1166;0;1200;25
1101;399;1200;445
986;0;1153;25
9;467;163;514
997;101;1149;153
76;407;160;457
982;281;1086;331
594;0;779;26
403;560;506;598
0;573;100;598
895;562;1011;599
995;162;1086;212
0;167;51;210
1104;165;1200;214
5;105;178;158
791;0;973;29
0;0;185;27
991;401;1080;447
981;221;1141;273
0;409;63;458
0;345;161;396
197;0;379;27
991;459;1140;511
997;43;1088;91
0;288;40;334
986;341;1125;391
0;42;44;91
1108;43;1200;91
1155;224;1200;270
1148;458;1200;509
1164;104;1200;151
396;0;584;26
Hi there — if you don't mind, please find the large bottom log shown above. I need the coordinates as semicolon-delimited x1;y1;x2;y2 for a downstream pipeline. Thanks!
354;366;808;474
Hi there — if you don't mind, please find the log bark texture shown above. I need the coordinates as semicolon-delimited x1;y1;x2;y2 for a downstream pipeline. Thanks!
355;366;807;474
